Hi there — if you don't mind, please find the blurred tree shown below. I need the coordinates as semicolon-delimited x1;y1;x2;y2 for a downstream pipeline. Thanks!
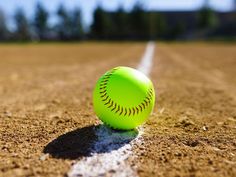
169;21;186;39
129;3;148;39
113;7;129;39
14;8;31;41
155;13;167;39
202;0;211;9
147;12;157;39
234;0;236;11
91;6;114;39
33;2;49;40
70;8;84;40
90;3;170;40
197;6;218;29
57;4;71;40
0;9;8;41
148;12;168;40
57;5;84;40
234;0;236;22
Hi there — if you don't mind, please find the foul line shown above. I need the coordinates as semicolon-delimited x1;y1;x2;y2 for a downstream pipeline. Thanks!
67;41;155;177
137;41;155;76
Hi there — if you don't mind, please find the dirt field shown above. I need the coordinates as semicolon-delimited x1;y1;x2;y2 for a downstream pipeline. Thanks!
0;42;235;177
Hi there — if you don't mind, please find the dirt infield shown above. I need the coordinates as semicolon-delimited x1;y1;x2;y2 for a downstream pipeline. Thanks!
135;43;236;177
0;42;236;177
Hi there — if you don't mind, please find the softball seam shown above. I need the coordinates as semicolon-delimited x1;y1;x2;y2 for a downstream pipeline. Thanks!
99;67;154;117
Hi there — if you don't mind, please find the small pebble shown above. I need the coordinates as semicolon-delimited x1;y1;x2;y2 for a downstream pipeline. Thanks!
159;108;165;114
202;126;208;131
39;153;49;161
4;111;12;118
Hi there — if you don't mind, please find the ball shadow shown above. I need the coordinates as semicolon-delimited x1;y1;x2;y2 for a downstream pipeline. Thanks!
43;124;138;160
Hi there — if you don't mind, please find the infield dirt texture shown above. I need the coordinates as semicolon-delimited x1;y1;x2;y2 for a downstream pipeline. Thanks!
0;42;236;177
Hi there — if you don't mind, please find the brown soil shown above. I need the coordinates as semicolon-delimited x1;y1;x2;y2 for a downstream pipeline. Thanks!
0;42;235;177
135;43;236;177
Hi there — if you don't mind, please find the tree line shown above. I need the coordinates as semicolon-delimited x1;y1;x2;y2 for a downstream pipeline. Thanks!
0;3;84;41
0;2;227;41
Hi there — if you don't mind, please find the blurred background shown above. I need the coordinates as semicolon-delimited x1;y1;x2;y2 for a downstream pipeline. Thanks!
0;0;235;42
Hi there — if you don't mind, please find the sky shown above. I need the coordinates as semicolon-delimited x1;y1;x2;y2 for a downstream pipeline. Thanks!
0;0;234;28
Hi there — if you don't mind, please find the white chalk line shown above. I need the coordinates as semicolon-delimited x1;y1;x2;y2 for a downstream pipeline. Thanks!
137;41;155;76
67;126;143;177
67;42;155;177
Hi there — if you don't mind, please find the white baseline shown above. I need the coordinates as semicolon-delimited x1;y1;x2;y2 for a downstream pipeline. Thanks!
137;41;155;76
67;42;155;177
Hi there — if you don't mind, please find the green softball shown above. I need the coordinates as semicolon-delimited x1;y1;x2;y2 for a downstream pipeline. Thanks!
93;66;155;130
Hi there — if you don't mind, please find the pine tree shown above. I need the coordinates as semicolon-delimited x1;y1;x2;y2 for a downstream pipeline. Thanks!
197;0;218;29
129;3;147;39
14;8;31;41
234;0;236;11
57;4;71;40
113;7;128;39
91;6;114;39
71;8;84;40
33;3;49;40
197;7;218;29
0;10;8;40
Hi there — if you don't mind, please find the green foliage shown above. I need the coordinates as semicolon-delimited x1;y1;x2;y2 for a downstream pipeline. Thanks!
0;1;231;41
71;9;84;40
129;3;148;39
57;5;84;40
169;21;186;39
33;3;49;39
57;5;71;40
235;0;236;11
90;4;169;40
14;8;31;41
197;7;218;29
113;7;129;39
0;10;8;40
91;6;115;39
150;12;167;39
